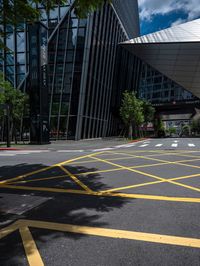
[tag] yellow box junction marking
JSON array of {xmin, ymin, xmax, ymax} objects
[
  {"xmin": 101, "ymin": 173, "xmax": 200, "ymax": 193},
  {"xmin": 20, "ymin": 227, "xmax": 44, "ymax": 266},
  {"xmin": 0, "ymin": 150, "xmax": 200, "ymax": 203},
  {"xmin": 91, "ymin": 155, "xmax": 200, "ymax": 193},
  {"xmin": 1, "ymin": 183, "xmax": 200, "ymax": 203},
  {"xmin": 59, "ymin": 165, "xmax": 92, "ymax": 192},
  {"xmin": 1, "ymin": 219, "xmax": 200, "ymax": 252},
  {"xmin": 108, "ymin": 151, "xmax": 200, "ymax": 171},
  {"xmin": 0, "ymin": 151, "xmax": 103, "ymax": 185}
]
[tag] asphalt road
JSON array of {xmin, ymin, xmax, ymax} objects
[{"xmin": 0, "ymin": 138, "xmax": 200, "ymax": 266}]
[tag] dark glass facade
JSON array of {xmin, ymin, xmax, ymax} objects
[
  {"xmin": 139, "ymin": 63, "xmax": 199, "ymax": 105},
  {"xmin": 0, "ymin": 1, "xmax": 140, "ymax": 141}
]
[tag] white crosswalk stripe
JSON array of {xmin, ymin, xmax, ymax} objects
[
  {"xmin": 188, "ymin": 144, "xmax": 195, "ymax": 147},
  {"xmin": 171, "ymin": 143, "xmax": 178, "ymax": 147},
  {"xmin": 57, "ymin": 150, "xmax": 84, "ymax": 153},
  {"xmin": 155, "ymin": 144, "xmax": 163, "ymax": 147},
  {"xmin": 139, "ymin": 144, "xmax": 149, "ymax": 147}
]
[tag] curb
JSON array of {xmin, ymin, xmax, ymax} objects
[
  {"xmin": 129, "ymin": 138, "xmax": 150, "ymax": 143},
  {"xmin": 0, "ymin": 148, "xmax": 22, "ymax": 151}
]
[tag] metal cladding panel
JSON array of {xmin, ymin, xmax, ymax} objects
[
  {"xmin": 124, "ymin": 18, "xmax": 200, "ymax": 44},
  {"xmin": 122, "ymin": 19, "xmax": 200, "ymax": 99},
  {"xmin": 112, "ymin": 0, "xmax": 140, "ymax": 38}
]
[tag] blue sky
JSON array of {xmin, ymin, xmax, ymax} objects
[{"xmin": 138, "ymin": 0, "xmax": 200, "ymax": 35}]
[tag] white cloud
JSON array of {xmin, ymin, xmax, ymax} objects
[
  {"xmin": 171, "ymin": 18, "xmax": 186, "ymax": 27},
  {"xmin": 138, "ymin": 0, "xmax": 200, "ymax": 24}
]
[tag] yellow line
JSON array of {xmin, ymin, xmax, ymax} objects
[
  {"xmin": 0, "ymin": 221, "xmax": 19, "ymax": 240},
  {"xmin": 135, "ymin": 151, "xmax": 200, "ymax": 160},
  {"xmin": 91, "ymin": 156, "xmax": 200, "ymax": 193},
  {"xmin": 112, "ymin": 192, "xmax": 200, "ymax": 202},
  {"xmin": 77, "ymin": 158, "xmax": 200, "ymax": 176},
  {"xmin": 107, "ymin": 151, "xmax": 200, "ymax": 175},
  {"xmin": 20, "ymin": 226, "xmax": 44, "ymax": 266},
  {"xmin": 10, "ymin": 175, "xmax": 67, "ymax": 185},
  {"xmin": 64, "ymin": 156, "xmax": 141, "ymax": 165},
  {"xmin": 0, "ymin": 166, "xmax": 55, "ymax": 185},
  {"xmin": 56, "ymin": 151, "xmax": 104, "ymax": 166},
  {"xmin": 59, "ymin": 165, "xmax": 92, "ymax": 192},
  {"xmin": 18, "ymin": 219, "xmax": 200, "ymax": 249},
  {"xmin": 0, "ymin": 151, "xmax": 103, "ymax": 185},
  {"xmin": 101, "ymin": 173, "xmax": 200, "ymax": 193},
  {"xmin": 1, "ymin": 184, "xmax": 200, "ymax": 203},
  {"xmin": 0, "ymin": 184, "xmax": 86, "ymax": 194}
]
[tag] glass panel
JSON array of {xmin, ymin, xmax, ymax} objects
[
  {"xmin": 60, "ymin": 102, "xmax": 69, "ymax": 115},
  {"xmin": 6, "ymin": 25, "xmax": 13, "ymax": 33},
  {"xmin": 17, "ymin": 32, "xmax": 25, "ymax": 52},
  {"xmin": 6, "ymin": 34, "xmax": 14, "ymax": 51},
  {"xmin": 6, "ymin": 65, "xmax": 14, "ymax": 75},
  {"xmin": 59, "ymin": 117, "xmax": 67, "ymax": 138},
  {"xmin": 50, "ymin": 117, "xmax": 58, "ymax": 138},
  {"xmin": 79, "ymin": 19, "xmax": 87, "ymax": 27},
  {"xmin": 6, "ymin": 75, "xmax": 14, "ymax": 84},
  {"xmin": 51, "ymin": 102, "xmax": 60, "ymax": 115},
  {"xmin": 50, "ymin": 8, "xmax": 58, "ymax": 19},
  {"xmin": 17, "ymin": 74, "xmax": 25, "ymax": 85},
  {"xmin": 17, "ymin": 53, "xmax": 25, "ymax": 64},
  {"xmin": 17, "ymin": 65, "xmax": 25, "ymax": 74}
]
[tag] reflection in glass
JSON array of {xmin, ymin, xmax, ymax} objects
[
  {"xmin": 17, "ymin": 53, "xmax": 25, "ymax": 64},
  {"xmin": 6, "ymin": 34, "xmax": 14, "ymax": 51},
  {"xmin": 17, "ymin": 32, "xmax": 25, "ymax": 52}
]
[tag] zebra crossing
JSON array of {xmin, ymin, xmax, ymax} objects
[
  {"xmin": 0, "ymin": 139, "xmax": 198, "ymax": 156},
  {"xmin": 137, "ymin": 142, "xmax": 196, "ymax": 148}
]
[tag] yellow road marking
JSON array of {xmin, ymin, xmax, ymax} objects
[
  {"xmin": 59, "ymin": 165, "xmax": 92, "ymax": 192},
  {"xmin": 0, "ymin": 184, "xmax": 86, "ymax": 194},
  {"xmin": 20, "ymin": 226, "xmax": 44, "ymax": 266},
  {"xmin": 10, "ymin": 175, "xmax": 67, "ymax": 185},
  {"xmin": 107, "ymin": 150, "xmax": 200, "ymax": 176},
  {"xmin": 91, "ymin": 156, "xmax": 200, "ymax": 193},
  {"xmin": 77, "ymin": 158, "xmax": 200, "ymax": 176},
  {"xmin": 0, "ymin": 151, "xmax": 103, "ymax": 185},
  {"xmin": 125, "ymin": 151, "xmax": 200, "ymax": 159},
  {"xmin": 102, "ymin": 173, "xmax": 200, "ymax": 193},
  {"xmin": 0, "ymin": 221, "xmax": 19, "ymax": 240},
  {"xmin": 1, "ymin": 184, "xmax": 200, "ymax": 203},
  {"xmin": 148, "ymin": 152, "xmax": 200, "ymax": 159},
  {"xmin": 6, "ymin": 157, "xmax": 200, "ymax": 186},
  {"xmin": 64, "ymin": 156, "xmax": 143, "ymax": 164},
  {"xmin": 18, "ymin": 219, "xmax": 200, "ymax": 249},
  {"xmin": 0, "ymin": 166, "xmax": 55, "ymax": 185}
]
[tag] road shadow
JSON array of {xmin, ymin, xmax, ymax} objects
[{"xmin": 0, "ymin": 163, "xmax": 130, "ymax": 265}]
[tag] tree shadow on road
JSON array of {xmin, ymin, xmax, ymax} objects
[{"xmin": 0, "ymin": 163, "xmax": 131, "ymax": 265}]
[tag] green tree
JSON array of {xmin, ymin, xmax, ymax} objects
[
  {"xmin": 0, "ymin": 72, "xmax": 28, "ymax": 144},
  {"xmin": 0, "ymin": 0, "xmax": 110, "ymax": 49},
  {"xmin": 169, "ymin": 127, "xmax": 176, "ymax": 137},
  {"xmin": 142, "ymin": 100, "xmax": 155, "ymax": 136},
  {"xmin": 181, "ymin": 124, "xmax": 190, "ymax": 137},
  {"xmin": 191, "ymin": 119, "xmax": 200, "ymax": 135},
  {"xmin": 154, "ymin": 116, "xmax": 165, "ymax": 137},
  {"xmin": 120, "ymin": 91, "xmax": 144, "ymax": 139}
]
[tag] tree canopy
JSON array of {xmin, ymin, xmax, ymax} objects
[
  {"xmin": 0, "ymin": 0, "xmax": 111, "ymax": 50},
  {"xmin": 0, "ymin": 0, "xmax": 110, "ymax": 25},
  {"xmin": 120, "ymin": 91, "xmax": 144, "ymax": 139},
  {"xmin": 0, "ymin": 72, "xmax": 28, "ymax": 139}
]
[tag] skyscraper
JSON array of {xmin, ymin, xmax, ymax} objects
[{"xmin": 0, "ymin": 0, "xmax": 140, "ymax": 142}]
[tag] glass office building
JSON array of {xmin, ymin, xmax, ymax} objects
[
  {"xmin": 0, "ymin": 0, "xmax": 140, "ymax": 141},
  {"xmin": 139, "ymin": 63, "xmax": 198, "ymax": 105}
]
